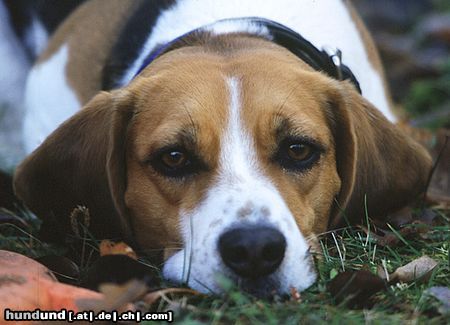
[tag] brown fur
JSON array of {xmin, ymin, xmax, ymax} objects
[
  {"xmin": 38, "ymin": 0, "xmax": 142, "ymax": 103},
  {"xmin": 14, "ymin": 36, "xmax": 432, "ymax": 258}
]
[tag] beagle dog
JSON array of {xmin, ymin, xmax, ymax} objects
[{"xmin": 13, "ymin": 0, "xmax": 432, "ymax": 297}]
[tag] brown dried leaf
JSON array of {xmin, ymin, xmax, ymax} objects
[
  {"xmin": 99, "ymin": 240, "xmax": 137, "ymax": 260},
  {"xmin": 0, "ymin": 250, "xmax": 102, "ymax": 313},
  {"xmin": 0, "ymin": 250, "xmax": 56, "ymax": 282},
  {"xmin": 328, "ymin": 270, "xmax": 386, "ymax": 308},
  {"xmin": 390, "ymin": 255, "xmax": 438, "ymax": 284}
]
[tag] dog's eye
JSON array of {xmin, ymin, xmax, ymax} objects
[
  {"xmin": 161, "ymin": 151, "xmax": 187, "ymax": 169},
  {"xmin": 150, "ymin": 147, "xmax": 203, "ymax": 178},
  {"xmin": 287, "ymin": 143, "xmax": 313, "ymax": 161},
  {"xmin": 275, "ymin": 138, "xmax": 322, "ymax": 171}
]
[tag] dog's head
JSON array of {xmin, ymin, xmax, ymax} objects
[{"xmin": 14, "ymin": 37, "xmax": 431, "ymax": 296}]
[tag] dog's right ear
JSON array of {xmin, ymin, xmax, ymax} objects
[
  {"xmin": 326, "ymin": 82, "xmax": 432, "ymax": 228},
  {"xmin": 14, "ymin": 91, "xmax": 135, "ymax": 243}
]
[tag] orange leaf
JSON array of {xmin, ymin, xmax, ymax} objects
[
  {"xmin": 99, "ymin": 240, "xmax": 137, "ymax": 260},
  {"xmin": 0, "ymin": 250, "xmax": 103, "ymax": 323}
]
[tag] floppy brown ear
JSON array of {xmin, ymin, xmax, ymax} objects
[
  {"xmin": 14, "ymin": 91, "xmax": 135, "ymax": 243},
  {"xmin": 328, "ymin": 82, "xmax": 432, "ymax": 227}
]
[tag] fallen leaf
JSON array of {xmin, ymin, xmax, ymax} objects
[
  {"xmin": 0, "ymin": 250, "xmax": 55, "ymax": 281},
  {"xmin": 327, "ymin": 270, "xmax": 386, "ymax": 308},
  {"xmin": 425, "ymin": 286, "xmax": 450, "ymax": 315},
  {"xmin": 390, "ymin": 255, "xmax": 438, "ymax": 283},
  {"xmin": 99, "ymin": 240, "xmax": 137, "ymax": 260},
  {"xmin": 0, "ymin": 250, "xmax": 103, "ymax": 317}
]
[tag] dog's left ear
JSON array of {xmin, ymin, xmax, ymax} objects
[
  {"xmin": 327, "ymin": 82, "xmax": 432, "ymax": 227},
  {"xmin": 14, "ymin": 91, "xmax": 135, "ymax": 243}
]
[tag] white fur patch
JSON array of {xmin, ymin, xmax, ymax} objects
[
  {"xmin": 0, "ymin": 1, "xmax": 29, "ymax": 170},
  {"xmin": 163, "ymin": 77, "xmax": 316, "ymax": 295},
  {"xmin": 0, "ymin": 1, "xmax": 29, "ymax": 107},
  {"xmin": 23, "ymin": 44, "xmax": 80, "ymax": 154},
  {"xmin": 204, "ymin": 19, "xmax": 270, "ymax": 38},
  {"xmin": 122, "ymin": 0, "xmax": 395, "ymax": 121},
  {"xmin": 25, "ymin": 16, "xmax": 49, "ymax": 58}
]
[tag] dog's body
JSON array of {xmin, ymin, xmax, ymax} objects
[{"xmin": 12, "ymin": 0, "xmax": 431, "ymax": 296}]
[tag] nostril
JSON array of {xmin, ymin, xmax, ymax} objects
[
  {"xmin": 262, "ymin": 242, "xmax": 285, "ymax": 262},
  {"xmin": 224, "ymin": 245, "xmax": 248, "ymax": 264}
]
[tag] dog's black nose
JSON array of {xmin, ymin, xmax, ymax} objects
[{"xmin": 218, "ymin": 226, "xmax": 286, "ymax": 278}]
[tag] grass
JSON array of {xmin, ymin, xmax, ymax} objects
[{"xmin": 1, "ymin": 206, "xmax": 449, "ymax": 324}]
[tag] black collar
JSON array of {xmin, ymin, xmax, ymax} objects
[{"xmin": 133, "ymin": 17, "xmax": 361, "ymax": 93}]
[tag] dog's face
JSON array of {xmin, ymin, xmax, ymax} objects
[
  {"xmin": 125, "ymin": 49, "xmax": 341, "ymax": 294},
  {"xmin": 14, "ymin": 41, "xmax": 431, "ymax": 296}
]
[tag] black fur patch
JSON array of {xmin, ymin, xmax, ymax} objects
[
  {"xmin": 102, "ymin": 0, "xmax": 176, "ymax": 90},
  {"xmin": 3, "ymin": 0, "xmax": 85, "ymax": 59}
]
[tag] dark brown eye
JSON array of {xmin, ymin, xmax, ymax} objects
[
  {"xmin": 161, "ymin": 151, "xmax": 187, "ymax": 169},
  {"xmin": 287, "ymin": 143, "xmax": 313, "ymax": 161},
  {"xmin": 274, "ymin": 137, "xmax": 323, "ymax": 172},
  {"xmin": 149, "ymin": 147, "xmax": 205, "ymax": 178}
]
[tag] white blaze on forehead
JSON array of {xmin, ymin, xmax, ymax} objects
[{"xmin": 220, "ymin": 77, "xmax": 258, "ymax": 181}]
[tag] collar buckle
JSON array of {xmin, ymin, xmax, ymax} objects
[{"xmin": 322, "ymin": 46, "xmax": 343, "ymax": 80}]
